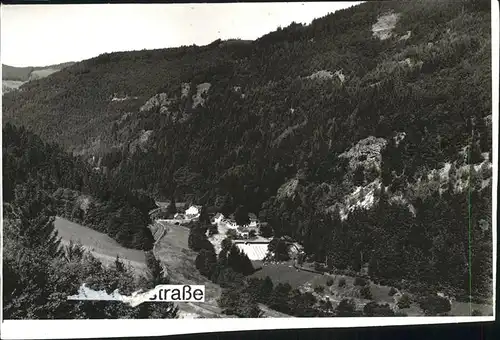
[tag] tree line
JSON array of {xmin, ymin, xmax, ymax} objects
[{"xmin": 3, "ymin": 123, "xmax": 156, "ymax": 250}]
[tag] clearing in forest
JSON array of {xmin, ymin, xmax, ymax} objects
[{"xmin": 54, "ymin": 216, "xmax": 147, "ymax": 275}]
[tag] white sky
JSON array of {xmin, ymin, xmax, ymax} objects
[{"xmin": 1, "ymin": 2, "xmax": 360, "ymax": 67}]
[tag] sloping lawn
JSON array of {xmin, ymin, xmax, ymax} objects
[{"xmin": 54, "ymin": 216, "xmax": 147, "ymax": 274}]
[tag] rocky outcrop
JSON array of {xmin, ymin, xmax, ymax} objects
[
  {"xmin": 129, "ymin": 130, "xmax": 153, "ymax": 154},
  {"xmin": 393, "ymin": 132, "xmax": 406, "ymax": 146},
  {"xmin": 339, "ymin": 136, "xmax": 387, "ymax": 171},
  {"xmin": 139, "ymin": 93, "xmax": 171, "ymax": 113},
  {"xmin": 192, "ymin": 83, "xmax": 211, "ymax": 108},
  {"xmin": 181, "ymin": 83, "xmax": 190, "ymax": 98},
  {"xmin": 306, "ymin": 70, "xmax": 345, "ymax": 83},
  {"xmin": 277, "ymin": 178, "xmax": 299, "ymax": 200},
  {"xmin": 273, "ymin": 119, "xmax": 308, "ymax": 147},
  {"xmin": 372, "ymin": 12, "xmax": 400, "ymax": 40},
  {"xmin": 339, "ymin": 179, "xmax": 382, "ymax": 220},
  {"xmin": 307, "ymin": 70, "xmax": 334, "ymax": 80},
  {"xmin": 399, "ymin": 30, "xmax": 412, "ymax": 41},
  {"xmin": 398, "ymin": 58, "xmax": 423, "ymax": 69}
]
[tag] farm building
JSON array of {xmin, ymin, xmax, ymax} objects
[
  {"xmin": 222, "ymin": 218, "xmax": 238, "ymax": 229},
  {"xmin": 236, "ymin": 226, "xmax": 250, "ymax": 238},
  {"xmin": 185, "ymin": 205, "xmax": 201, "ymax": 219}
]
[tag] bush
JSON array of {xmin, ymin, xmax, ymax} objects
[
  {"xmin": 323, "ymin": 298, "xmax": 333, "ymax": 311},
  {"xmin": 419, "ymin": 295, "xmax": 451, "ymax": 316},
  {"xmin": 226, "ymin": 229, "xmax": 238, "ymax": 239},
  {"xmin": 389, "ymin": 287, "xmax": 398, "ymax": 296},
  {"xmin": 363, "ymin": 301, "xmax": 395, "ymax": 316},
  {"xmin": 397, "ymin": 294, "xmax": 412, "ymax": 309},
  {"xmin": 314, "ymin": 285, "xmax": 325, "ymax": 294},
  {"xmin": 336, "ymin": 299, "xmax": 358, "ymax": 317},
  {"xmin": 326, "ymin": 277, "xmax": 334, "ymax": 287},
  {"xmin": 338, "ymin": 278, "xmax": 346, "ymax": 288},
  {"xmin": 471, "ymin": 309, "xmax": 482, "ymax": 316},
  {"xmin": 360, "ymin": 286, "xmax": 372, "ymax": 300},
  {"xmin": 354, "ymin": 277, "xmax": 367, "ymax": 286},
  {"xmin": 259, "ymin": 222, "xmax": 273, "ymax": 238}
]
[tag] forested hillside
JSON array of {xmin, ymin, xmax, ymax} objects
[
  {"xmin": 3, "ymin": 123, "xmax": 155, "ymax": 250},
  {"xmin": 2, "ymin": 0, "xmax": 493, "ymax": 305}
]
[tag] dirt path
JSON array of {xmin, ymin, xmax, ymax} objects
[
  {"xmin": 150, "ymin": 220, "xmax": 292, "ymax": 318},
  {"xmin": 150, "ymin": 220, "xmax": 226, "ymax": 318},
  {"xmin": 151, "ymin": 221, "xmax": 168, "ymax": 274}
]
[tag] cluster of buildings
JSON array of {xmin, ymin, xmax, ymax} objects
[
  {"xmin": 210, "ymin": 212, "xmax": 260, "ymax": 239},
  {"xmin": 154, "ymin": 201, "xmax": 304, "ymax": 263},
  {"xmin": 173, "ymin": 205, "xmax": 202, "ymax": 221}
]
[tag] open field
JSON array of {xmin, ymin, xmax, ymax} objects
[
  {"xmin": 54, "ymin": 217, "xmax": 147, "ymax": 275},
  {"xmin": 303, "ymin": 273, "xmax": 397, "ymax": 309},
  {"xmin": 250, "ymin": 261, "xmax": 493, "ymax": 316},
  {"xmin": 54, "ymin": 217, "xmax": 492, "ymax": 317},
  {"xmin": 251, "ymin": 261, "xmax": 322, "ymax": 288},
  {"xmin": 2, "ymin": 80, "xmax": 25, "ymax": 93},
  {"xmin": 450, "ymin": 301, "xmax": 493, "ymax": 316}
]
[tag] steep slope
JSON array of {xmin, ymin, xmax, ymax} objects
[{"xmin": 2, "ymin": 0, "xmax": 493, "ymax": 303}]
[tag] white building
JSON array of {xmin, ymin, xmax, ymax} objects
[
  {"xmin": 185, "ymin": 205, "xmax": 201, "ymax": 219},
  {"xmin": 212, "ymin": 213, "xmax": 224, "ymax": 225},
  {"xmin": 223, "ymin": 219, "xmax": 238, "ymax": 229}
]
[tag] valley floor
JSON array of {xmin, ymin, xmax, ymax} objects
[
  {"xmin": 251, "ymin": 260, "xmax": 493, "ymax": 316},
  {"xmin": 53, "ymin": 216, "xmax": 493, "ymax": 317}
]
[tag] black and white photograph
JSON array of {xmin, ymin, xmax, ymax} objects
[{"xmin": 1, "ymin": 0, "xmax": 497, "ymax": 338}]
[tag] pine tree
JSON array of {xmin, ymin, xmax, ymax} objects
[
  {"xmin": 227, "ymin": 245, "xmax": 242, "ymax": 272},
  {"xmin": 145, "ymin": 251, "xmax": 166, "ymax": 287},
  {"xmin": 198, "ymin": 205, "xmax": 211, "ymax": 225},
  {"xmin": 115, "ymin": 255, "xmax": 125, "ymax": 272},
  {"xmin": 64, "ymin": 240, "xmax": 86, "ymax": 263},
  {"xmin": 238, "ymin": 249, "xmax": 254, "ymax": 275},
  {"xmin": 195, "ymin": 248, "xmax": 217, "ymax": 277},
  {"xmin": 336, "ymin": 299, "xmax": 358, "ymax": 316},
  {"xmin": 168, "ymin": 195, "xmax": 177, "ymax": 216},
  {"xmin": 234, "ymin": 205, "xmax": 250, "ymax": 226},
  {"xmin": 15, "ymin": 203, "xmax": 63, "ymax": 259}
]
